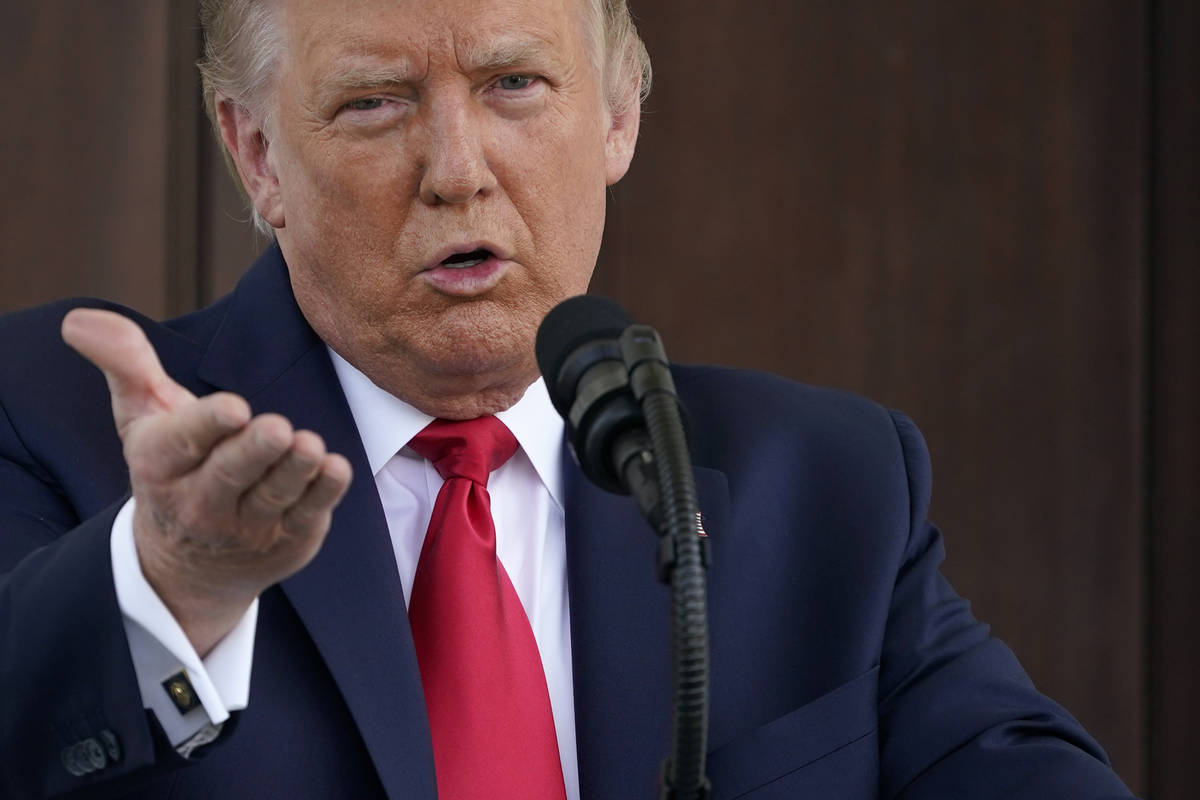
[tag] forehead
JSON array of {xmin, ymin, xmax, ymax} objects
[{"xmin": 278, "ymin": 0, "xmax": 594, "ymax": 78}]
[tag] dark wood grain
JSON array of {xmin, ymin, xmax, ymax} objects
[
  {"xmin": 0, "ymin": 1, "xmax": 171, "ymax": 315},
  {"xmin": 1148, "ymin": 1, "xmax": 1199, "ymax": 798},
  {"xmin": 166, "ymin": 0, "xmax": 204, "ymax": 316}
]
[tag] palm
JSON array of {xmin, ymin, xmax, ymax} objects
[{"xmin": 62, "ymin": 308, "xmax": 352, "ymax": 656}]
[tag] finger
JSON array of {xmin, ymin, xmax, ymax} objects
[
  {"xmin": 280, "ymin": 453, "xmax": 353, "ymax": 538},
  {"xmin": 191, "ymin": 413, "xmax": 296, "ymax": 511},
  {"xmin": 126, "ymin": 391, "xmax": 253, "ymax": 481},
  {"xmin": 237, "ymin": 429, "xmax": 327, "ymax": 528},
  {"xmin": 61, "ymin": 308, "xmax": 195, "ymax": 431}
]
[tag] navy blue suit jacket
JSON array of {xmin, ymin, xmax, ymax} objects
[{"xmin": 0, "ymin": 246, "xmax": 1134, "ymax": 798}]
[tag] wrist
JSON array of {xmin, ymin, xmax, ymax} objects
[{"xmin": 132, "ymin": 507, "xmax": 258, "ymax": 657}]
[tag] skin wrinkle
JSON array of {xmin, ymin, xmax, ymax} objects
[
  {"xmin": 303, "ymin": 36, "xmax": 579, "ymax": 140},
  {"xmin": 200, "ymin": 0, "xmax": 650, "ymax": 234},
  {"xmin": 220, "ymin": 0, "xmax": 639, "ymax": 420}
]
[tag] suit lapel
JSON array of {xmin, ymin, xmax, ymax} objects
[
  {"xmin": 197, "ymin": 248, "xmax": 436, "ymax": 800},
  {"xmin": 566, "ymin": 443, "xmax": 729, "ymax": 799}
]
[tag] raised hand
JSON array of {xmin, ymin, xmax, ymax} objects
[{"xmin": 61, "ymin": 308, "xmax": 352, "ymax": 656}]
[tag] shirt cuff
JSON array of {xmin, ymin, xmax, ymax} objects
[{"xmin": 110, "ymin": 498, "xmax": 257, "ymax": 748}]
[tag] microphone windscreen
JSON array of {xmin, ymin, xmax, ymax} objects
[{"xmin": 535, "ymin": 294, "xmax": 632, "ymax": 412}]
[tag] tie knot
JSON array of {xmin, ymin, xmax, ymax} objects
[{"xmin": 408, "ymin": 416, "xmax": 518, "ymax": 485}]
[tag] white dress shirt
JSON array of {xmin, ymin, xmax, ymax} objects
[{"xmin": 112, "ymin": 351, "xmax": 578, "ymax": 798}]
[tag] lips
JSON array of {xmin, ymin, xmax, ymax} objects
[
  {"xmin": 427, "ymin": 241, "xmax": 510, "ymax": 271},
  {"xmin": 421, "ymin": 242, "xmax": 512, "ymax": 296}
]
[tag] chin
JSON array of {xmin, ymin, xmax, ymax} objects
[
  {"xmin": 398, "ymin": 337, "xmax": 540, "ymax": 417},
  {"xmin": 424, "ymin": 345, "xmax": 536, "ymax": 391},
  {"xmin": 420, "ymin": 305, "xmax": 538, "ymax": 370}
]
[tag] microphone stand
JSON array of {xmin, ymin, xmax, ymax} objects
[{"xmin": 615, "ymin": 325, "xmax": 712, "ymax": 800}]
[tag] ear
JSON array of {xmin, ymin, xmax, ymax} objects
[
  {"xmin": 604, "ymin": 79, "xmax": 642, "ymax": 186},
  {"xmin": 216, "ymin": 97, "xmax": 285, "ymax": 228}
]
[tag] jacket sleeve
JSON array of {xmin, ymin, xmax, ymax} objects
[
  {"xmin": 0, "ymin": 391, "xmax": 196, "ymax": 798},
  {"xmin": 876, "ymin": 410, "xmax": 1136, "ymax": 799}
]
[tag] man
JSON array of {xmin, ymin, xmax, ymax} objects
[{"xmin": 0, "ymin": 0, "xmax": 1136, "ymax": 798}]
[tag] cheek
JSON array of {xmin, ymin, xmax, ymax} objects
[
  {"xmin": 283, "ymin": 134, "xmax": 413, "ymax": 226},
  {"xmin": 278, "ymin": 143, "xmax": 420, "ymax": 298},
  {"xmin": 508, "ymin": 114, "xmax": 610, "ymax": 253}
]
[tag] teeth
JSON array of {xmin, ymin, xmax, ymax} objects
[{"xmin": 441, "ymin": 248, "xmax": 491, "ymax": 268}]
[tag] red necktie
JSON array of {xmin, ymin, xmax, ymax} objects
[{"xmin": 407, "ymin": 417, "xmax": 566, "ymax": 800}]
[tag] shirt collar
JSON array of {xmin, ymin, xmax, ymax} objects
[{"xmin": 328, "ymin": 347, "xmax": 565, "ymax": 509}]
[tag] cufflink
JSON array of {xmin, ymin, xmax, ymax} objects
[{"xmin": 162, "ymin": 670, "xmax": 201, "ymax": 714}]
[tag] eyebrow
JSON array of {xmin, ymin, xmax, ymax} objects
[
  {"xmin": 308, "ymin": 31, "xmax": 571, "ymax": 107},
  {"xmin": 313, "ymin": 64, "xmax": 416, "ymax": 100},
  {"xmin": 457, "ymin": 33, "xmax": 563, "ymax": 74}
]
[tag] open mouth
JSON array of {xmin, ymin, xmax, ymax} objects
[{"xmin": 440, "ymin": 248, "xmax": 492, "ymax": 269}]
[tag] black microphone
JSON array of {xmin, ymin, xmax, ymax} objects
[
  {"xmin": 536, "ymin": 294, "xmax": 712, "ymax": 799},
  {"xmin": 535, "ymin": 294, "xmax": 649, "ymax": 495}
]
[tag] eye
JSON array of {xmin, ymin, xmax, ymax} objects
[
  {"xmin": 344, "ymin": 97, "xmax": 387, "ymax": 112},
  {"xmin": 496, "ymin": 74, "xmax": 536, "ymax": 91}
]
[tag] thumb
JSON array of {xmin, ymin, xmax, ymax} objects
[{"xmin": 61, "ymin": 308, "xmax": 196, "ymax": 432}]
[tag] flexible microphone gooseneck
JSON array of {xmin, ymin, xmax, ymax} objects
[{"xmin": 536, "ymin": 295, "xmax": 712, "ymax": 800}]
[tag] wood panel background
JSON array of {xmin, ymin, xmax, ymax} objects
[
  {"xmin": 0, "ymin": 1, "xmax": 171, "ymax": 317},
  {"xmin": 1148, "ymin": 0, "xmax": 1199, "ymax": 795},
  {"xmin": 2, "ymin": 1, "xmax": 1195, "ymax": 797}
]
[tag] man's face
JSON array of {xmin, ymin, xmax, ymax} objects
[{"xmin": 236, "ymin": 0, "xmax": 637, "ymax": 418}]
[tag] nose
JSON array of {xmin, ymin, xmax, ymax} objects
[{"xmin": 417, "ymin": 95, "xmax": 496, "ymax": 206}]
